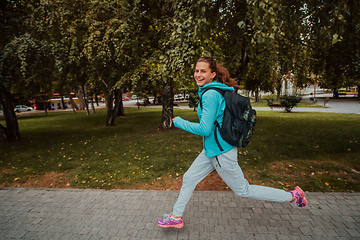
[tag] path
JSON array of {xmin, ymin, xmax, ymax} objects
[{"xmin": 0, "ymin": 188, "xmax": 359, "ymax": 239}]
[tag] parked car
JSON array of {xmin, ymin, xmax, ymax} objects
[
  {"xmin": 14, "ymin": 105, "xmax": 32, "ymax": 112},
  {"xmin": 174, "ymin": 94, "xmax": 184, "ymax": 100},
  {"xmin": 122, "ymin": 97, "xmax": 130, "ymax": 101}
]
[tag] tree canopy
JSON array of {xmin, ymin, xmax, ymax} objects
[{"xmin": 1, "ymin": 0, "xmax": 358, "ymax": 140}]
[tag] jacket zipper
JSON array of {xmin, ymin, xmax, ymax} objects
[{"xmin": 215, "ymin": 156, "xmax": 221, "ymax": 168}]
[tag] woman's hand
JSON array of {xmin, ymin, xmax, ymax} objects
[{"xmin": 172, "ymin": 117, "xmax": 177, "ymax": 123}]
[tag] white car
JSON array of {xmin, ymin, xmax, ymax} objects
[
  {"xmin": 14, "ymin": 105, "xmax": 32, "ymax": 112},
  {"xmin": 174, "ymin": 94, "xmax": 183, "ymax": 100}
]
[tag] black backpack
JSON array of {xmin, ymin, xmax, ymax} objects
[{"xmin": 200, "ymin": 88, "xmax": 257, "ymax": 150}]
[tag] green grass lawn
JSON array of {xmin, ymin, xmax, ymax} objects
[
  {"xmin": 250, "ymin": 101, "xmax": 325, "ymax": 108},
  {"xmin": 177, "ymin": 100, "xmax": 324, "ymax": 108},
  {"xmin": 0, "ymin": 108, "xmax": 359, "ymax": 192}
]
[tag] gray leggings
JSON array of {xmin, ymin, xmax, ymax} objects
[{"xmin": 173, "ymin": 147, "xmax": 292, "ymax": 217}]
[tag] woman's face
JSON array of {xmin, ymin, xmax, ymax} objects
[{"xmin": 194, "ymin": 61, "xmax": 216, "ymax": 87}]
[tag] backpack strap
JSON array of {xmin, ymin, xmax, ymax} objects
[
  {"xmin": 199, "ymin": 87, "xmax": 224, "ymax": 110},
  {"xmin": 199, "ymin": 87, "xmax": 226, "ymax": 152}
]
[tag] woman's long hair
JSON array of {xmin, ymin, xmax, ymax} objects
[{"xmin": 197, "ymin": 57, "xmax": 238, "ymax": 89}]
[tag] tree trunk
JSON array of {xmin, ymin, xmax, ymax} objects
[
  {"xmin": 0, "ymin": 84, "xmax": 20, "ymax": 141},
  {"xmin": 276, "ymin": 77, "xmax": 282, "ymax": 100},
  {"xmin": 0, "ymin": 124, "xmax": 7, "ymax": 142},
  {"xmin": 118, "ymin": 101, "xmax": 125, "ymax": 116},
  {"xmin": 113, "ymin": 88, "xmax": 122, "ymax": 118},
  {"xmin": 161, "ymin": 84, "xmax": 174, "ymax": 129},
  {"xmin": 82, "ymin": 85, "xmax": 89, "ymax": 116},
  {"xmin": 106, "ymin": 91, "xmax": 115, "ymax": 126},
  {"xmin": 61, "ymin": 96, "xmax": 65, "ymax": 109},
  {"xmin": 77, "ymin": 90, "xmax": 85, "ymax": 110},
  {"xmin": 117, "ymin": 88, "xmax": 125, "ymax": 117},
  {"xmin": 94, "ymin": 95, "xmax": 99, "ymax": 106},
  {"xmin": 89, "ymin": 95, "xmax": 95, "ymax": 113},
  {"xmin": 333, "ymin": 88, "xmax": 338, "ymax": 98},
  {"xmin": 255, "ymin": 87, "xmax": 259, "ymax": 103},
  {"xmin": 69, "ymin": 96, "xmax": 77, "ymax": 114},
  {"xmin": 236, "ymin": 40, "xmax": 249, "ymax": 85},
  {"xmin": 43, "ymin": 99, "xmax": 48, "ymax": 115}
]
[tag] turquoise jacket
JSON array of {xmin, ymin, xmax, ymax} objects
[{"xmin": 174, "ymin": 81, "xmax": 235, "ymax": 158}]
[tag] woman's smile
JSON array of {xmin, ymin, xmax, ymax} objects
[{"xmin": 194, "ymin": 62, "xmax": 216, "ymax": 87}]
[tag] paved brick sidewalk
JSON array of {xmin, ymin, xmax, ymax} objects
[{"xmin": 0, "ymin": 188, "xmax": 359, "ymax": 240}]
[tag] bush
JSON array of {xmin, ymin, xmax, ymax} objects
[
  {"xmin": 263, "ymin": 95, "xmax": 276, "ymax": 105},
  {"xmin": 188, "ymin": 92, "xmax": 199, "ymax": 111},
  {"xmin": 280, "ymin": 95, "xmax": 302, "ymax": 112}
]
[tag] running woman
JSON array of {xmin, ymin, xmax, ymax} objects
[{"xmin": 157, "ymin": 57, "xmax": 307, "ymax": 228}]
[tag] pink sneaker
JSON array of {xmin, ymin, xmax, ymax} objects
[
  {"xmin": 157, "ymin": 214, "xmax": 184, "ymax": 228},
  {"xmin": 290, "ymin": 186, "xmax": 307, "ymax": 207}
]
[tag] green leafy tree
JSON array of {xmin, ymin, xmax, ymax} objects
[
  {"xmin": 83, "ymin": 0, "xmax": 143, "ymax": 126},
  {"xmin": 38, "ymin": 0, "xmax": 91, "ymax": 113},
  {"xmin": 200, "ymin": 0, "xmax": 308, "ymax": 101},
  {"xmin": 0, "ymin": 0, "xmax": 28, "ymax": 141},
  {"xmin": 0, "ymin": 1, "xmax": 55, "ymax": 141},
  {"xmin": 305, "ymin": 0, "xmax": 360, "ymax": 98},
  {"xmin": 142, "ymin": 0, "xmax": 206, "ymax": 128}
]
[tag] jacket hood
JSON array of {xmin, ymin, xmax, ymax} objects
[{"xmin": 198, "ymin": 81, "xmax": 234, "ymax": 96}]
